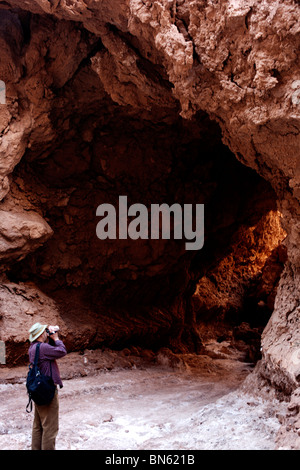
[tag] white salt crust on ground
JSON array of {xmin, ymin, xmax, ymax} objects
[{"xmin": 0, "ymin": 352, "xmax": 286, "ymax": 450}]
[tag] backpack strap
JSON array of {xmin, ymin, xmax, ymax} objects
[
  {"xmin": 35, "ymin": 342, "xmax": 40, "ymax": 361},
  {"xmin": 34, "ymin": 342, "xmax": 41, "ymax": 370},
  {"xmin": 33, "ymin": 342, "xmax": 52, "ymax": 377},
  {"xmin": 26, "ymin": 391, "xmax": 33, "ymax": 413},
  {"xmin": 26, "ymin": 343, "xmax": 41, "ymax": 413}
]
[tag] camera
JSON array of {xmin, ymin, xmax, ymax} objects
[{"xmin": 46, "ymin": 326, "xmax": 59, "ymax": 336}]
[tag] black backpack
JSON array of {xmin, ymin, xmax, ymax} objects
[{"xmin": 26, "ymin": 342, "xmax": 56, "ymax": 413}]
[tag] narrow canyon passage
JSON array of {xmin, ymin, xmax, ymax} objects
[{"xmin": 0, "ymin": 0, "xmax": 299, "ymax": 450}]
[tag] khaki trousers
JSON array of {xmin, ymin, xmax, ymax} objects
[{"xmin": 31, "ymin": 390, "xmax": 59, "ymax": 450}]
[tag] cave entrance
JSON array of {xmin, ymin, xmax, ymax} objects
[
  {"xmin": 7, "ymin": 99, "xmax": 286, "ymax": 371},
  {"xmin": 1, "ymin": 7, "xmax": 285, "ymax": 367}
]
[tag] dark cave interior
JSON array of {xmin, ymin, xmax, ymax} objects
[{"xmin": 5, "ymin": 104, "xmax": 286, "ymax": 364}]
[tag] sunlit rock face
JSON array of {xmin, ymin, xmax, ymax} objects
[{"xmin": 0, "ymin": 1, "xmax": 299, "ymax": 434}]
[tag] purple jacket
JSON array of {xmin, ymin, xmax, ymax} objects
[{"xmin": 28, "ymin": 340, "xmax": 67, "ymax": 388}]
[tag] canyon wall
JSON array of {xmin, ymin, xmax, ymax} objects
[{"xmin": 0, "ymin": 0, "xmax": 299, "ymax": 442}]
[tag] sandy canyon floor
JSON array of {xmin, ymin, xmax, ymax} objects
[{"xmin": 0, "ymin": 344, "xmax": 287, "ymax": 451}]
